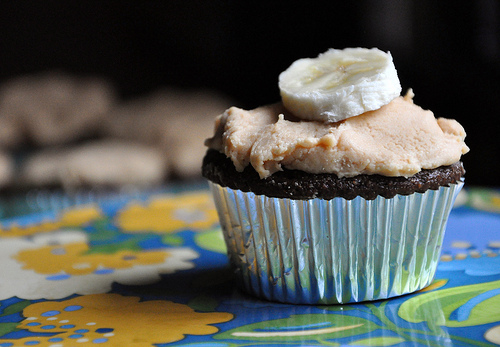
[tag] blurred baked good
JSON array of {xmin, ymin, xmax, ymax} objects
[
  {"xmin": 0, "ymin": 113, "xmax": 22, "ymax": 149},
  {"xmin": 20, "ymin": 140, "xmax": 168, "ymax": 189},
  {"xmin": 0, "ymin": 150, "xmax": 14, "ymax": 188},
  {"xmin": 0, "ymin": 71, "xmax": 232, "ymax": 190},
  {"xmin": 0, "ymin": 72, "xmax": 116, "ymax": 147},
  {"xmin": 104, "ymin": 88, "xmax": 232, "ymax": 178},
  {"xmin": 18, "ymin": 148, "xmax": 66, "ymax": 187}
]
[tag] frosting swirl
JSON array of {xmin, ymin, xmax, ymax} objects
[{"xmin": 205, "ymin": 92, "xmax": 469, "ymax": 179}]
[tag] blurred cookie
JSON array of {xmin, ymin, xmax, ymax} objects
[
  {"xmin": 102, "ymin": 90, "xmax": 167, "ymax": 145},
  {"xmin": 160, "ymin": 92, "xmax": 229, "ymax": 178},
  {"xmin": 104, "ymin": 88, "xmax": 232, "ymax": 178},
  {"xmin": 20, "ymin": 140, "xmax": 168, "ymax": 188},
  {"xmin": 0, "ymin": 113, "xmax": 22, "ymax": 149},
  {"xmin": 63, "ymin": 140, "xmax": 168, "ymax": 188},
  {"xmin": 0, "ymin": 150, "xmax": 14, "ymax": 188},
  {"xmin": 0, "ymin": 72, "xmax": 116, "ymax": 146},
  {"xmin": 19, "ymin": 148, "xmax": 67, "ymax": 187}
]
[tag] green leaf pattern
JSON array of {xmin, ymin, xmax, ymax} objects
[
  {"xmin": 212, "ymin": 279, "xmax": 500, "ymax": 346},
  {"xmin": 399, "ymin": 279, "xmax": 500, "ymax": 328},
  {"xmin": 216, "ymin": 313, "xmax": 380, "ymax": 344}
]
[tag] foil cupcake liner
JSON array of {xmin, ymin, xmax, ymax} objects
[{"xmin": 209, "ymin": 180, "xmax": 464, "ymax": 304}]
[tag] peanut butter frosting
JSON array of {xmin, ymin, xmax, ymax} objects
[{"xmin": 205, "ymin": 93, "xmax": 469, "ymax": 179}]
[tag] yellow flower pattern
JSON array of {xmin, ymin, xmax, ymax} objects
[
  {"xmin": 116, "ymin": 192, "xmax": 218, "ymax": 233},
  {"xmin": 0, "ymin": 205, "xmax": 102, "ymax": 238},
  {"xmin": 14, "ymin": 242, "xmax": 170, "ymax": 275},
  {"xmin": 1, "ymin": 293, "xmax": 233, "ymax": 346}
]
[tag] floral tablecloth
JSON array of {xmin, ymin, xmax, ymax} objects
[{"xmin": 0, "ymin": 185, "xmax": 499, "ymax": 346}]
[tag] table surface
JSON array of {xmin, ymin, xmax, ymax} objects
[{"xmin": 0, "ymin": 184, "xmax": 499, "ymax": 347}]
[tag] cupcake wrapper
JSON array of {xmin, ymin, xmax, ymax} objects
[{"xmin": 209, "ymin": 180, "xmax": 464, "ymax": 304}]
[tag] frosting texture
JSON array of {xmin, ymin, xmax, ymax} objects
[{"xmin": 205, "ymin": 94, "xmax": 469, "ymax": 179}]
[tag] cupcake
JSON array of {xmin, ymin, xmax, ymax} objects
[{"xmin": 202, "ymin": 48, "xmax": 469, "ymax": 304}]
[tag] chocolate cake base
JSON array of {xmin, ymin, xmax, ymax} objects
[{"xmin": 202, "ymin": 149, "xmax": 465, "ymax": 200}]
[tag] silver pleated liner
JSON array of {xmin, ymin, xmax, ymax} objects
[{"xmin": 209, "ymin": 180, "xmax": 464, "ymax": 304}]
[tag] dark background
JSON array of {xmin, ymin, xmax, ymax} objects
[{"xmin": 0, "ymin": 1, "xmax": 498, "ymax": 186}]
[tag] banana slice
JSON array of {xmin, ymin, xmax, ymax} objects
[{"xmin": 279, "ymin": 47, "xmax": 401, "ymax": 122}]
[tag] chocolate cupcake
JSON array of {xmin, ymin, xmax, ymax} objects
[
  {"xmin": 202, "ymin": 48, "xmax": 468, "ymax": 304},
  {"xmin": 203, "ymin": 149, "xmax": 465, "ymax": 201}
]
